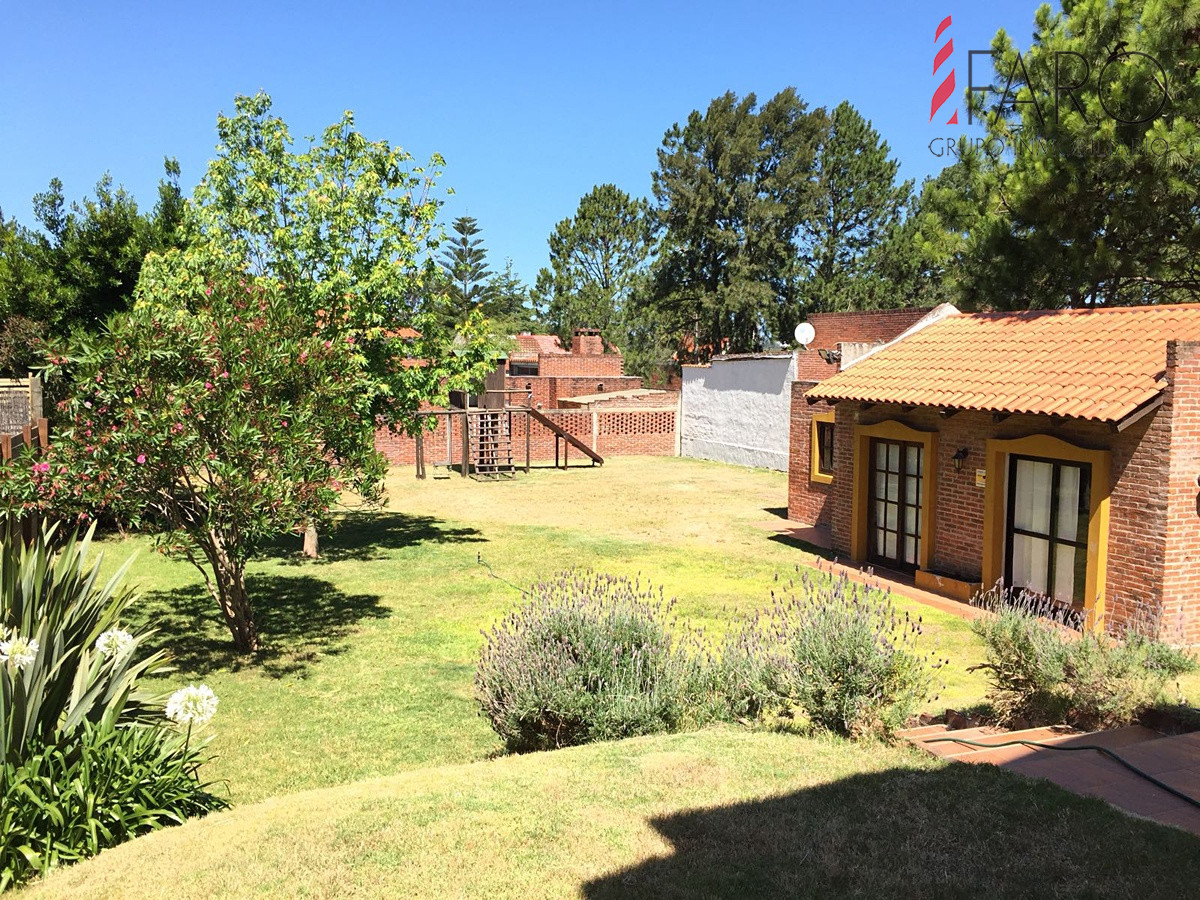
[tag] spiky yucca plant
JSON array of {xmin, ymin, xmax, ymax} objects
[{"xmin": 1, "ymin": 522, "xmax": 168, "ymax": 766}]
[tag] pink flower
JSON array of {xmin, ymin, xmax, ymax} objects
[
  {"xmin": 205, "ymin": 381, "xmax": 214, "ymax": 390},
  {"xmin": 205, "ymin": 286, "xmax": 213, "ymax": 296},
  {"xmin": 136, "ymin": 454, "xmax": 146, "ymax": 465},
  {"xmin": 281, "ymin": 420, "xmax": 289, "ymax": 427},
  {"xmin": 220, "ymin": 370, "xmax": 229, "ymax": 378},
  {"xmin": 324, "ymin": 341, "xmax": 332, "ymax": 349}
]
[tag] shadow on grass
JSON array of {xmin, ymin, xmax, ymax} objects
[
  {"xmin": 766, "ymin": 532, "xmax": 839, "ymax": 562},
  {"xmin": 256, "ymin": 510, "xmax": 486, "ymax": 565},
  {"xmin": 763, "ymin": 506, "xmax": 789, "ymax": 520},
  {"xmin": 583, "ymin": 763, "xmax": 1200, "ymax": 899},
  {"xmin": 140, "ymin": 572, "xmax": 388, "ymax": 678}
]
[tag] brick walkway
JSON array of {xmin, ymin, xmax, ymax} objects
[{"xmin": 902, "ymin": 724, "xmax": 1200, "ymax": 835}]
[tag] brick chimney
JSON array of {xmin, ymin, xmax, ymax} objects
[{"xmin": 572, "ymin": 327, "xmax": 604, "ymax": 356}]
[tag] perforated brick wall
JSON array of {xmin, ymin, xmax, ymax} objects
[{"xmin": 375, "ymin": 406, "xmax": 677, "ymax": 466}]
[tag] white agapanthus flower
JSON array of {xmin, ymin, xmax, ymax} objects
[
  {"xmin": 165, "ymin": 683, "xmax": 219, "ymax": 727},
  {"xmin": 95, "ymin": 628, "xmax": 135, "ymax": 658},
  {"xmin": 0, "ymin": 632, "xmax": 39, "ymax": 671}
]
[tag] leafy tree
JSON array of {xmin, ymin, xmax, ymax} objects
[
  {"xmin": 0, "ymin": 162, "xmax": 185, "ymax": 376},
  {"xmin": 863, "ymin": 145, "xmax": 997, "ymax": 310},
  {"xmin": 534, "ymin": 184, "xmax": 652, "ymax": 348},
  {"xmin": 644, "ymin": 89, "xmax": 824, "ymax": 359},
  {"xmin": 186, "ymin": 92, "xmax": 497, "ymax": 438},
  {"xmin": 438, "ymin": 216, "xmax": 494, "ymax": 328},
  {"xmin": 484, "ymin": 260, "xmax": 537, "ymax": 335},
  {"xmin": 797, "ymin": 102, "xmax": 912, "ymax": 314},
  {"xmin": 965, "ymin": 0, "xmax": 1200, "ymax": 308},
  {"xmin": 7, "ymin": 262, "xmax": 385, "ymax": 652}
]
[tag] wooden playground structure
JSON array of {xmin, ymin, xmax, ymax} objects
[{"xmin": 412, "ymin": 372, "xmax": 604, "ymax": 479}]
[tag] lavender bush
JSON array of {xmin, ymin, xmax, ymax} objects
[
  {"xmin": 722, "ymin": 568, "xmax": 942, "ymax": 738},
  {"xmin": 474, "ymin": 571, "xmax": 716, "ymax": 753},
  {"xmin": 971, "ymin": 585, "xmax": 1195, "ymax": 728}
]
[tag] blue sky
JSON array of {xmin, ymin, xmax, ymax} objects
[{"xmin": 1, "ymin": 0, "xmax": 1040, "ymax": 286}]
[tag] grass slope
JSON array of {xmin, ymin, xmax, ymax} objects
[{"xmin": 21, "ymin": 728, "xmax": 1200, "ymax": 899}]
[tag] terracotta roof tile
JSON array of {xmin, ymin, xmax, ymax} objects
[
  {"xmin": 807, "ymin": 305, "xmax": 1200, "ymax": 423},
  {"xmin": 514, "ymin": 334, "xmax": 567, "ymax": 356}
]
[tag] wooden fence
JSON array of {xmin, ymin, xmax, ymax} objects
[
  {"xmin": 1, "ymin": 417, "xmax": 50, "ymax": 462},
  {"xmin": 0, "ymin": 376, "xmax": 43, "ymax": 434}
]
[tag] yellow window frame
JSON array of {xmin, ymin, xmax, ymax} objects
[
  {"xmin": 849, "ymin": 420, "xmax": 939, "ymax": 571},
  {"xmin": 810, "ymin": 410, "xmax": 836, "ymax": 484},
  {"xmin": 981, "ymin": 434, "xmax": 1111, "ymax": 629}
]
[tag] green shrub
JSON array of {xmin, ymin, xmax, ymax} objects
[
  {"xmin": 722, "ymin": 569, "xmax": 941, "ymax": 738},
  {"xmin": 971, "ymin": 587, "xmax": 1196, "ymax": 729},
  {"xmin": 475, "ymin": 570, "xmax": 714, "ymax": 752},
  {"xmin": 0, "ymin": 720, "xmax": 228, "ymax": 890}
]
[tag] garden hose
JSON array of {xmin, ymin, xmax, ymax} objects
[
  {"xmin": 476, "ymin": 552, "xmax": 530, "ymax": 596},
  {"xmin": 922, "ymin": 735, "xmax": 1200, "ymax": 811}
]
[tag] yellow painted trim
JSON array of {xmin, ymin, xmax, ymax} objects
[
  {"xmin": 810, "ymin": 410, "xmax": 836, "ymax": 484},
  {"xmin": 850, "ymin": 420, "xmax": 939, "ymax": 570},
  {"xmin": 982, "ymin": 434, "xmax": 1111, "ymax": 628}
]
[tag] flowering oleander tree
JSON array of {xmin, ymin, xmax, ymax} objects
[{"xmin": 23, "ymin": 260, "xmax": 384, "ymax": 652}]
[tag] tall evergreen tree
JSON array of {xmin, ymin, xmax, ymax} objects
[
  {"xmin": 798, "ymin": 102, "xmax": 912, "ymax": 313},
  {"xmin": 485, "ymin": 260, "xmax": 537, "ymax": 334},
  {"xmin": 534, "ymin": 183, "xmax": 652, "ymax": 348},
  {"xmin": 438, "ymin": 216, "xmax": 494, "ymax": 327},
  {"xmin": 963, "ymin": 0, "xmax": 1200, "ymax": 309},
  {"xmin": 0, "ymin": 160, "xmax": 185, "ymax": 375},
  {"xmin": 645, "ymin": 88, "xmax": 824, "ymax": 359}
]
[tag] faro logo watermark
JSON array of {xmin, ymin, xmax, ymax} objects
[{"xmin": 928, "ymin": 14, "xmax": 1177, "ymax": 158}]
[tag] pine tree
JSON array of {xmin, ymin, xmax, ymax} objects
[{"xmin": 438, "ymin": 216, "xmax": 494, "ymax": 327}]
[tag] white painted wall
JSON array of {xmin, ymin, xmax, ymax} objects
[{"xmin": 680, "ymin": 354, "xmax": 795, "ymax": 471}]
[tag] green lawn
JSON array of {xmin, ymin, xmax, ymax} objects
[
  {"xmin": 22, "ymin": 728, "xmax": 1200, "ymax": 899},
  {"xmin": 17, "ymin": 456, "xmax": 1200, "ymax": 897},
  {"xmin": 83, "ymin": 456, "xmax": 1005, "ymax": 804}
]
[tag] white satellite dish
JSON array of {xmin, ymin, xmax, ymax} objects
[{"xmin": 794, "ymin": 322, "xmax": 816, "ymax": 348}]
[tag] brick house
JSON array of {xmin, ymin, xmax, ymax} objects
[
  {"xmin": 790, "ymin": 304, "xmax": 1200, "ymax": 641},
  {"xmin": 505, "ymin": 328, "xmax": 644, "ymax": 408},
  {"xmin": 786, "ymin": 306, "xmax": 956, "ymax": 520}
]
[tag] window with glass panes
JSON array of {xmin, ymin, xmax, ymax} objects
[
  {"xmin": 1004, "ymin": 455, "xmax": 1091, "ymax": 607},
  {"xmin": 867, "ymin": 438, "xmax": 923, "ymax": 570},
  {"xmin": 816, "ymin": 420, "xmax": 835, "ymax": 476}
]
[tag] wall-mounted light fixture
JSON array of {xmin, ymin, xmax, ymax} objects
[{"xmin": 952, "ymin": 447, "xmax": 969, "ymax": 471}]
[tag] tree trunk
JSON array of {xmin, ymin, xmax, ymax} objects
[
  {"xmin": 303, "ymin": 523, "xmax": 319, "ymax": 558},
  {"xmin": 206, "ymin": 532, "xmax": 260, "ymax": 653}
]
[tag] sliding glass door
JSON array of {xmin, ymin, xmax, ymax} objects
[{"xmin": 1004, "ymin": 455, "xmax": 1091, "ymax": 607}]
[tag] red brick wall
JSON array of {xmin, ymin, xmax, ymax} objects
[
  {"xmin": 538, "ymin": 354, "xmax": 624, "ymax": 378},
  {"xmin": 1161, "ymin": 341, "xmax": 1200, "ymax": 644},
  {"xmin": 505, "ymin": 375, "xmax": 643, "ymax": 408},
  {"xmin": 787, "ymin": 381, "xmax": 834, "ymax": 525},
  {"xmin": 571, "ymin": 332, "xmax": 605, "ymax": 356},
  {"xmin": 375, "ymin": 406, "xmax": 676, "ymax": 465},
  {"xmin": 562, "ymin": 392, "xmax": 678, "ymax": 410},
  {"xmin": 812, "ymin": 399, "xmax": 1179, "ymax": 634}
]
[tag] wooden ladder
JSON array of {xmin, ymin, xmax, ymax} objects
[{"xmin": 470, "ymin": 410, "xmax": 513, "ymax": 478}]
